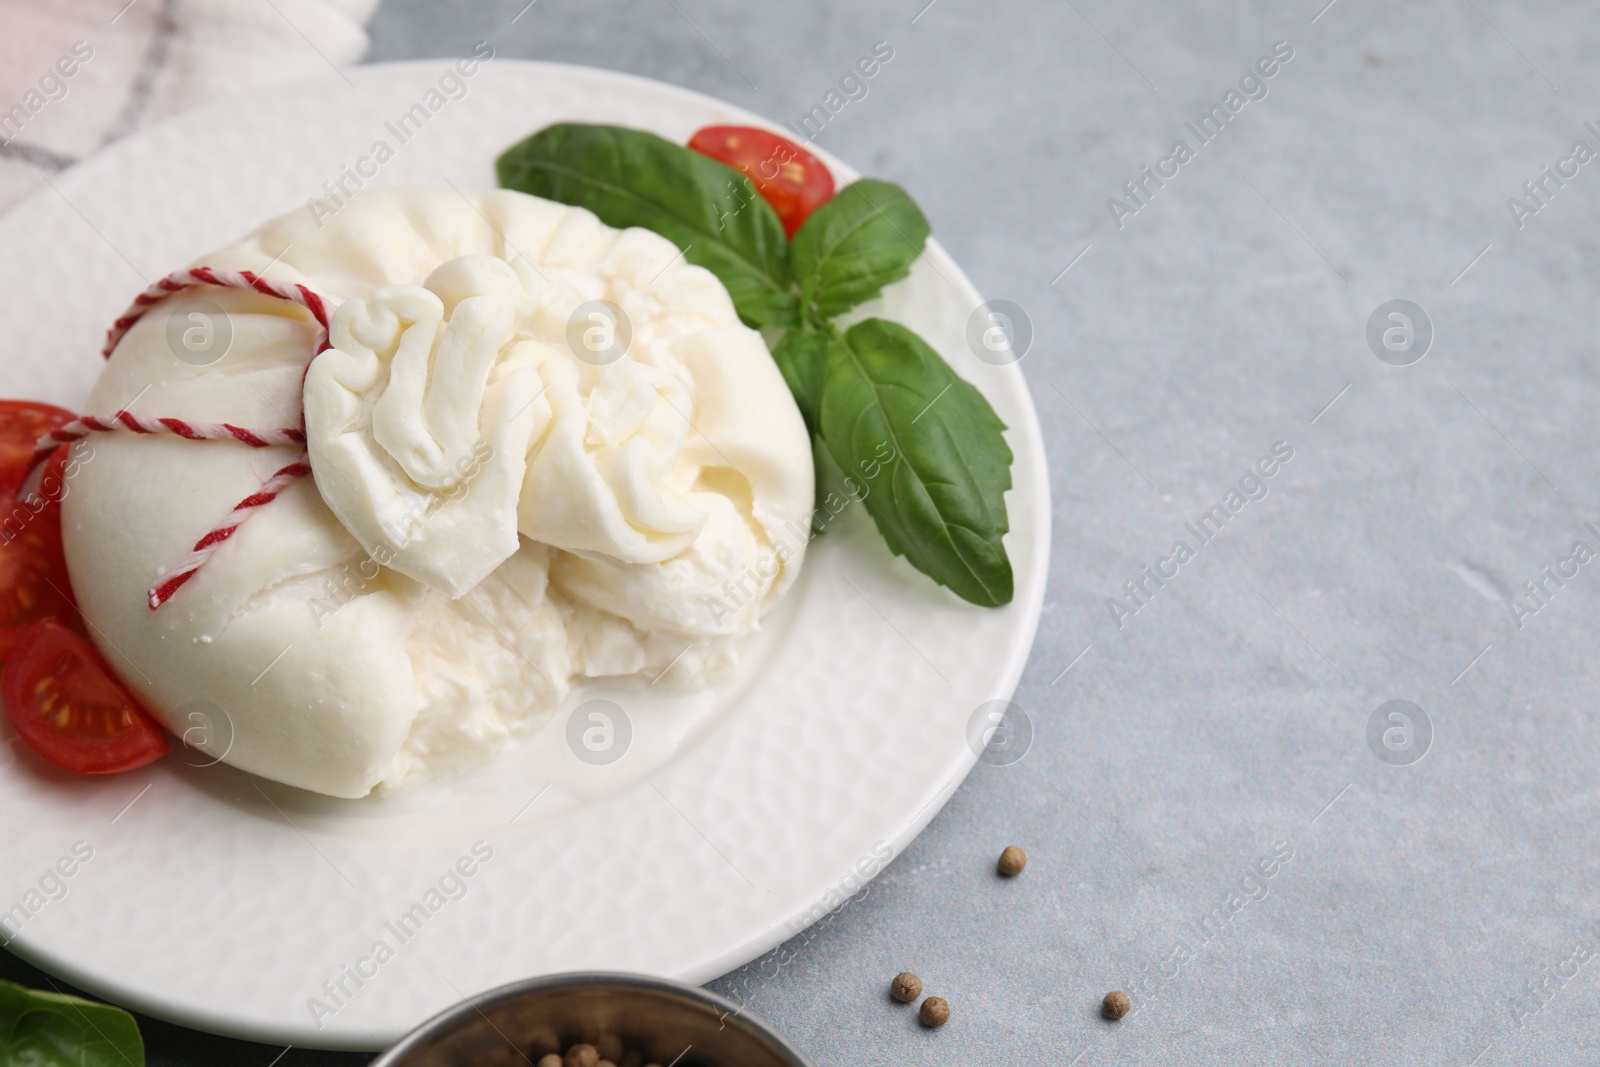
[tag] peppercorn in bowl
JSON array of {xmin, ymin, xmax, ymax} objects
[{"xmin": 370, "ymin": 973, "xmax": 813, "ymax": 1067}]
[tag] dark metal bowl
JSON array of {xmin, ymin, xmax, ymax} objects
[{"xmin": 370, "ymin": 972, "xmax": 814, "ymax": 1067}]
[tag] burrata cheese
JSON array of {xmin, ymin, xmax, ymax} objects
[{"xmin": 61, "ymin": 189, "xmax": 814, "ymax": 798}]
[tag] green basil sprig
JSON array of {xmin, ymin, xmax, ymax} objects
[
  {"xmin": 0, "ymin": 980, "xmax": 145, "ymax": 1067},
  {"xmin": 770, "ymin": 327, "xmax": 829, "ymax": 435},
  {"xmin": 497, "ymin": 123, "xmax": 1014, "ymax": 607},
  {"xmin": 495, "ymin": 124, "xmax": 796, "ymax": 328},
  {"xmin": 791, "ymin": 178, "xmax": 930, "ymax": 320},
  {"xmin": 821, "ymin": 319, "xmax": 1013, "ymax": 607}
]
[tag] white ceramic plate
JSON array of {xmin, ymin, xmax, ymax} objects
[{"xmin": 0, "ymin": 61, "xmax": 1048, "ymax": 1050}]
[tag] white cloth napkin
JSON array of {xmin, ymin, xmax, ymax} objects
[{"xmin": 0, "ymin": 0, "xmax": 381, "ymax": 212}]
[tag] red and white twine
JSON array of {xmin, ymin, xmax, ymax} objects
[
  {"xmin": 100, "ymin": 266, "xmax": 334, "ymax": 359},
  {"xmin": 144, "ymin": 457, "xmax": 313, "ymax": 610},
  {"xmin": 37, "ymin": 412, "xmax": 307, "ymax": 453},
  {"xmin": 32, "ymin": 267, "xmax": 338, "ymax": 610}
]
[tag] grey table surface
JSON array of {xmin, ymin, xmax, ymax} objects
[{"xmin": 9, "ymin": 0, "xmax": 1600, "ymax": 1063}]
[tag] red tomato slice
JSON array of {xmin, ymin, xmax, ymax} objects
[
  {"xmin": 0, "ymin": 447, "xmax": 79, "ymax": 661},
  {"xmin": 5, "ymin": 619, "xmax": 169, "ymax": 774},
  {"xmin": 0, "ymin": 400, "xmax": 75, "ymax": 498},
  {"xmin": 688, "ymin": 125, "xmax": 835, "ymax": 238}
]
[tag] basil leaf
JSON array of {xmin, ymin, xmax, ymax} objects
[
  {"xmin": 819, "ymin": 319, "xmax": 1012, "ymax": 606},
  {"xmin": 496, "ymin": 123, "xmax": 797, "ymax": 328},
  {"xmin": 791, "ymin": 180, "xmax": 930, "ymax": 320},
  {"xmin": 0, "ymin": 980, "xmax": 145, "ymax": 1067},
  {"xmin": 771, "ymin": 328, "xmax": 828, "ymax": 435}
]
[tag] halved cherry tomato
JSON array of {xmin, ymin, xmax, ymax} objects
[
  {"xmin": 0, "ymin": 447, "xmax": 79, "ymax": 660},
  {"xmin": 0, "ymin": 400, "xmax": 75, "ymax": 498},
  {"xmin": 4, "ymin": 619, "xmax": 169, "ymax": 774},
  {"xmin": 689, "ymin": 125, "xmax": 835, "ymax": 238}
]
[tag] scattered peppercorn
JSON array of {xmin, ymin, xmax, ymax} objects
[
  {"xmin": 919, "ymin": 996, "xmax": 950, "ymax": 1027},
  {"xmin": 997, "ymin": 845, "xmax": 1027, "ymax": 876},
  {"xmin": 1102, "ymin": 990, "xmax": 1131, "ymax": 1020},
  {"xmin": 891, "ymin": 972, "xmax": 923, "ymax": 1003},
  {"xmin": 565, "ymin": 1044, "xmax": 600, "ymax": 1067}
]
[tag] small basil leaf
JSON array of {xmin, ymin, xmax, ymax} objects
[
  {"xmin": 791, "ymin": 179, "xmax": 930, "ymax": 320},
  {"xmin": 819, "ymin": 318, "xmax": 1013, "ymax": 606},
  {"xmin": 0, "ymin": 980, "xmax": 145, "ymax": 1067},
  {"xmin": 496, "ymin": 123, "xmax": 797, "ymax": 328},
  {"xmin": 771, "ymin": 328, "xmax": 828, "ymax": 435}
]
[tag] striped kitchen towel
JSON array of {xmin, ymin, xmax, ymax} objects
[{"xmin": 0, "ymin": 0, "xmax": 381, "ymax": 212}]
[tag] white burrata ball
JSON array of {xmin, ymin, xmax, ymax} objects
[{"xmin": 61, "ymin": 189, "xmax": 813, "ymax": 798}]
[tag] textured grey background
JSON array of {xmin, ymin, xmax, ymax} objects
[{"xmin": 9, "ymin": 0, "xmax": 1600, "ymax": 1063}]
